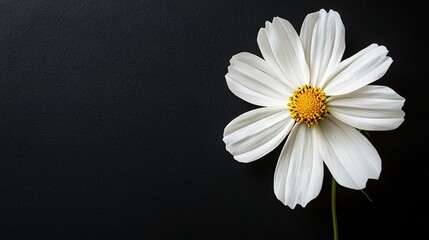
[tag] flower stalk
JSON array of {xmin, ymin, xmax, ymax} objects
[{"xmin": 332, "ymin": 176, "xmax": 339, "ymax": 240}]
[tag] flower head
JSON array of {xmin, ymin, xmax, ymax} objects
[{"xmin": 223, "ymin": 9, "xmax": 405, "ymax": 208}]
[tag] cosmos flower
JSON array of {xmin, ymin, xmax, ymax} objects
[{"xmin": 223, "ymin": 9, "xmax": 405, "ymax": 208}]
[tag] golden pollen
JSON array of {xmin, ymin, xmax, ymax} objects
[{"xmin": 288, "ymin": 84, "xmax": 329, "ymax": 127}]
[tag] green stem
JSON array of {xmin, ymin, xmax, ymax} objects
[
  {"xmin": 360, "ymin": 190, "xmax": 372, "ymax": 202},
  {"xmin": 332, "ymin": 176, "xmax": 339, "ymax": 240}
]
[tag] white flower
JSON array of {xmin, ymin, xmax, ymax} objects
[{"xmin": 223, "ymin": 9, "xmax": 405, "ymax": 208}]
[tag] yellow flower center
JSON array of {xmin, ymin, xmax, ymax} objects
[{"xmin": 288, "ymin": 84, "xmax": 329, "ymax": 127}]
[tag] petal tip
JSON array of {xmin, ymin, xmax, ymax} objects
[
  {"xmin": 264, "ymin": 21, "xmax": 271, "ymax": 28},
  {"xmin": 327, "ymin": 9, "xmax": 338, "ymax": 14},
  {"xmin": 319, "ymin": 8, "xmax": 328, "ymax": 15},
  {"xmin": 233, "ymin": 154, "xmax": 252, "ymax": 163}
]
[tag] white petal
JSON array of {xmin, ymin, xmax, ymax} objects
[
  {"xmin": 257, "ymin": 17, "xmax": 309, "ymax": 88},
  {"xmin": 223, "ymin": 107, "xmax": 294, "ymax": 163},
  {"xmin": 323, "ymin": 44, "xmax": 393, "ymax": 96},
  {"xmin": 300, "ymin": 11, "xmax": 319, "ymax": 63},
  {"xmin": 327, "ymin": 44, "xmax": 378, "ymax": 75},
  {"xmin": 315, "ymin": 116, "xmax": 381, "ymax": 189},
  {"xmin": 328, "ymin": 85, "xmax": 405, "ymax": 130},
  {"xmin": 257, "ymin": 27, "xmax": 292, "ymax": 89},
  {"xmin": 274, "ymin": 124, "xmax": 324, "ymax": 208},
  {"xmin": 226, "ymin": 52, "xmax": 292, "ymax": 106},
  {"xmin": 300, "ymin": 9, "xmax": 345, "ymax": 88}
]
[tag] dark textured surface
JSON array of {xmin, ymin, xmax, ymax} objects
[{"xmin": 0, "ymin": 0, "xmax": 427, "ymax": 239}]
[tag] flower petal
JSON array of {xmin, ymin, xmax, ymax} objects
[
  {"xmin": 223, "ymin": 107, "xmax": 294, "ymax": 163},
  {"xmin": 300, "ymin": 9, "xmax": 345, "ymax": 88},
  {"xmin": 323, "ymin": 44, "xmax": 393, "ymax": 96},
  {"xmin": 226, "ymin": 52, "xmax": 292, "ymax": 106},
  {"xmin": 257, "ymin": 17, "xmax": 309, "ymax": 88},
  {"xmin": 328, "ymin": 85, "xmax": 405, "ymax": 130},
  {"xmin": 315, "ymin": 116, "xmax": 381, "ymax": 189},
  {"xmin": 274, "ymin": 124, "xmax": 324, "ymax": 208},
  {"xmin": 300, "ymin": 11, "xmax": 319, "ymax": 61},
  {"xmin": 257, "ymin": 27, "xmax": 291, "ymax": 89}
]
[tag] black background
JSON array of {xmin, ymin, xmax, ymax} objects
[{"xmin": 1, "ymin": 0, "xmax": 427, "ymax": 239}]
